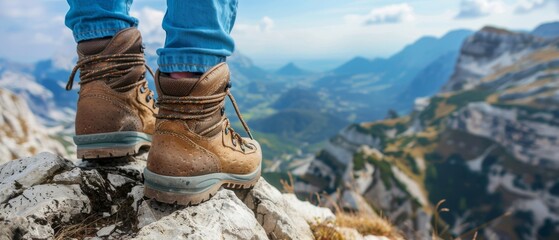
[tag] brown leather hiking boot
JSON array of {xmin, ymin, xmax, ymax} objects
[
  {"xmin": 144, "ymin": 63, "xmax": 262, "ymax": 205},
  {"xmin": 66, "ymin": 28, "xmax": 157, "ymax": 159}
]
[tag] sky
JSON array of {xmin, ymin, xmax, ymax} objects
[{"xmin": 0, "ymin": 0, "xmax": 558, "ymax": 70}]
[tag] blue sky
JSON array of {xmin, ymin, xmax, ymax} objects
[{"xmin": 0, "ymin": 0, "xmax": 558, "ymax": 70}]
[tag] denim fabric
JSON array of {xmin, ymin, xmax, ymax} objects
[
  {"xmin": 65, "ymin": 0, "xmax": 238, "ymax": 73},
  {"xmin": 157, "ymin": 0, "xmax": 237, "ymax": 73},
  {"xmin": 65, "ymin": 0, "xmax": 137, "ymax": 42}
]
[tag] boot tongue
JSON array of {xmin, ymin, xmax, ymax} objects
[
  {"xmin": 76, "ymin": 28, "xmax": 145, "ymax": 90},
  {"xmin": 157, "ymin": 63, "xmax": 230, "ymax": 97}
]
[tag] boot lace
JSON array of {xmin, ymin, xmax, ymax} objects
[
  {"xmin": 66, "ymin": 53, "xmax": 156, "ymax": 107},
  {"xmin": 157, "ymin": 84, "xmax": 254, "ymax": 149}
]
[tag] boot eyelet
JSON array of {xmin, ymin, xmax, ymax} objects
[
  {"xmin": 224, "ymin": 128, "xmax": 229, "ymax": 135},
  {"xmin": 245, "ymin": 144, "xmax": 253, "ymax": 150},
  {"xmin": 146, "ymin": 95, "xmax": 152, "ymax": 102},
  {"xmin": 240, "ymin": 144, "xmax": 245, "ymax": 152},
  {"xmin": 221, "ymin": 107, "xmax": 225, "ymax": 116},
  {"xmin": 232, "ymin": 139, "xmax": 237, "ymax": 147},
  {"xmin": 140, "ymin": 86, "xmax": 146, "ymax": 93}
]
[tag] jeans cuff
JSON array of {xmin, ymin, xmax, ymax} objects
[
  {"xmin": 73, "ymin": 20, "xmax": 135, "ymax": 42},
  {"xmin": 157, "ymin": 51, "xmax": 226, "ymax": 73}
]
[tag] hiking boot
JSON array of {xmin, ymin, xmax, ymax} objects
[
  {"xmin": 144, "ymin": 63, "xmax": 262, "ymax": 205},
  {"xmin": 66, "ymin": 28, "xmax": 157, "ymax": 159}
]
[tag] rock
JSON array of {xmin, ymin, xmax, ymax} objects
[
  {"xmin": 97, "ymin": 224, "xmax": 116, "ymax": 237},
  {"xmin": 235, "ymin": 178, "xmax": 317, "ymax": 240},
  {"xmin": 2, "ymin": 152, "xmax": 375, "ymax": 240},
  {"xmin": 52, "ymin": 167, "xmax": 83, "ymax": 184},
  {"xmin": 0, "ymin": 152, "xmax": 71, "ymax": 203},
  {"xmin": 107, "ymin": 173, "xmax": 133, "ymax": 187},
  {"xmin": 282, "ymin": 194, "xmax": 335, "ymax": 223},
  {"xmin": 0, "ymin": 184, "xmax": 90, "ymax": 222},
  {"xmin": 0, "ymin": 217, "xmax": 54, "ymax": 240},
  {"xmin": 0, "ymin": 153, "xmax": 146, "ymax": 239},
  {"xmin": 134, "ymin": 190, "xmax": 268, "ymax": 240}
]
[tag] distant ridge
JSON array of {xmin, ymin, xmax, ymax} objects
[
  {"xmin": 531, "ymin": 21, "xmax": 559, "ymax": 39},
  {"xmin": 275, "ymin": 62, "xmax": 310, "ymax": 76}
]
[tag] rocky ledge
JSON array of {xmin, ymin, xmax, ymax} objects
[{"xmin": 0, "ymin": 152, "xmax": 386, "ymax": 240}]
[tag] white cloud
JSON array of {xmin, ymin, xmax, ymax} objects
[
  {"xmin": 259, "ymin": 16, "xmax": 274, "ymax": 32},
  {"xmin": 234, "ymin": 16, "xmax": 275, "ymax": 34},
  {"xmin": 455, "ymin": 0, "xmax": 506, "ymax": 19},
  {"xmin": 131, "ymin": 7, "xmax": 165, "ymax": 45},
  {"xmin": 345, "ymin": 4, "xmax": 415, "ymax": 25},
  {"xmin": 515, "ymin": 0, "xmax": 558, "ymax": 13},
  {"xmin": 0, "ymin": 1, "xmax": 45, "ymax": 19}
]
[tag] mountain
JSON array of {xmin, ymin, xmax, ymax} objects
[
  {"xmin": 228, "ymin": 51, "xmax": 270, "ymax": 85},
  {"xmin": 442, "ymin": 26, "xmax": 549, "ymax": 92},
  {"xmin": 0, "ymin": 88, "xmax": 67, "ymax": 164},
  {"xmin": 293, "ymin": 23, "xmax": 559, "ymax": 239},
  {"xmin": 315, "ymin": 29, "xmax": 473, "ymax": 122},
  {"xmin": 0, "ymin": 58, "xmax": 75, "ymax": 125},
  {"xmin": 275, "ymin": 62, "xmax": 310, "ymax": 76},
  {"xmin": 532, "ymin": 21, "xmax": 559, "ymax": 39},
  {"xmin": 398, "ymin": 51, "xmax": 459, "ymax": 105},
  {"xmin": 332, "ymin": 56, "xmax": 386, "ymax": 75},
  {"xmin": 332, "ymin": 29, "xmax": 472, "ymax": 76},
  {"xmin": 272, "ymin": 87, "xmax": 322, "ymax": 110},
  {"xmin": 250, "ymin": 109, "xmax": 347, "ymax": 144}
]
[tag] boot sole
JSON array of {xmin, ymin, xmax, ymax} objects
[
  {"xmin": 143, "ymin": 165, "xmax": 261, "ymax": 206},
  {"xmin": 73, "ymin": 131, "xmax": 152, "ymax": 159}
]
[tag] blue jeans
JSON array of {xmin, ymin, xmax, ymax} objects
[{"xmin": 65, "ymin": 0, "xmax": 237, "ymax": 73}]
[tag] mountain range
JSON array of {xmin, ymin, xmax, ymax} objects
[{"xmin": 292, "ymin": 21, "xmax": 559, "ymax": 239}]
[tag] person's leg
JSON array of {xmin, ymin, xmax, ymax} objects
[
  {"xmin": 65, "ymin": 0, "xmax": 138, "ymax": 42},
  {"xmin": 145, "ymin": 0, "xmax": 262, "ymax": 205},
  {"xmin": 157, "ymin": 0, "xmax": 237, "ymax": 74},
  {"xmin": 64, "ymin": 0, "xmax": 157, "ymax": 159}
]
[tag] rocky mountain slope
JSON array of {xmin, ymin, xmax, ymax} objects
[
  {"xmin": 0, "ymin": 88, "xmax": 67, "ymax": 165},
  {"xmin": 293, "ymin": 24, "xmax": 559, "ymax": 239},
  {"xmin": 0, "ymin": 153, "xmax": 391, "ymax": 240}
]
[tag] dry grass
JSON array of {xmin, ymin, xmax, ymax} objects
[
  {"xmin": 335, "ymin": 211, "xmax": 403, "ymax": 239},
  {"xmin": 433, "ymin": 199, "xmax": 450, "ymax": 240},
  {"xmin": 53, "ymin": 215, "xmax": 102, "ymax": 240},
  {"xmin": 309, "ymin": 192, "xmax": 403, "ymax": 240},
  {"xmin": 280, "ymin": 172, "xmax": 295, "ymax": 194},
  {"xmin": 309, "ymin": 211, "xmax": 403, "ymax": 240},
  {"xmin": 310, "ymin": 221, "xmax": 345, "ymax": 240},
  {"xmin": 361, "ymin": 116, "xmax": 410, "ymax": 128},
  {"xmin": 434, "ymin": 102, "xmax": 456, "ymax": 119}
]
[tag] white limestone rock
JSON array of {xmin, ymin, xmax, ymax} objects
[
  {"xmin": 0, "ymin": 152, "xmax": 71, "ymax": 203},
  {"xmin": 52, "ymin": 167, "xmax": 82, "ymax": 184},
  {"xmin": 0, "ymin": 184, "xmax": 90, "ymax": 222},
  {"xmin": 236, "ymin": 178, "xmax": 315, "ymax": 240},
  {"xmin": 134, "ymin": 190, "xmax": 268, "ymax": 240},
  {"xmin": 0, "ymin": 217, "xmax": 54, "ymax": 240},
  {"xmin": 282, "ymin": 193, "xmax": 335, "ymax": 223}
]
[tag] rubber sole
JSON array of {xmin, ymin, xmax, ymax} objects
[
  {"xmin": 73, "ymin": 131, "xmax": 152, "ymax": 159},
  {"xmin": 143, "ymin": 165, "xmax": 261, "ymax": 206}
]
